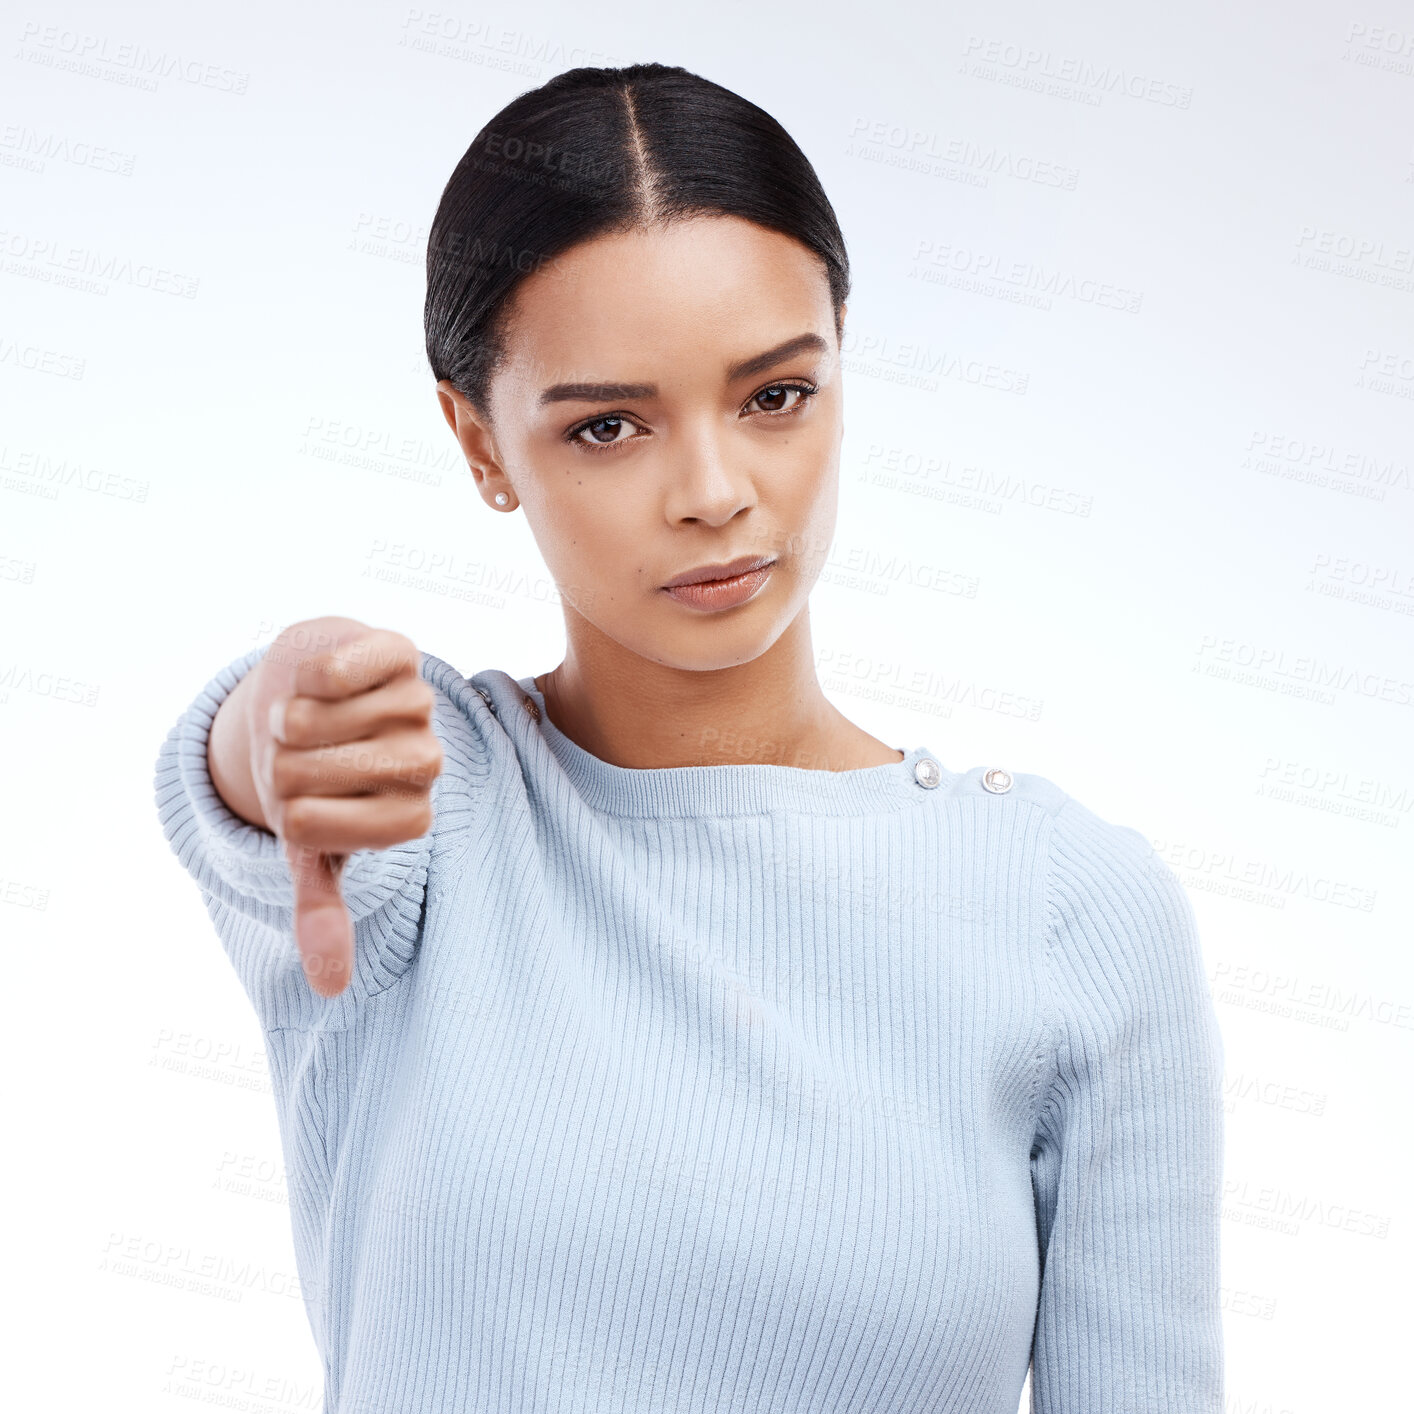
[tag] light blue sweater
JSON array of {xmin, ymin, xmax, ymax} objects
[{"xmin": 153, "ymin": 642, "xmax": 1225, "ymax": 1413}]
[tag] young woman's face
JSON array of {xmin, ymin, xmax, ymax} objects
[{"xmin": 469, "ymin": 214, "xmax": 845, "ymax": 673}]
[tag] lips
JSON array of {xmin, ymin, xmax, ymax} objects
[
  {"xmin": 661, "ymin": 554, "xmax": 776, "ymax": 589},
  {"xmin": 660, "ymin": 558, "xmax": 776, "ymax": 612}
]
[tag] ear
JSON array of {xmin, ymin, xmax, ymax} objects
[{"xmin": 436, "ymin": 379, "xmax": 515, "ymax": 509}]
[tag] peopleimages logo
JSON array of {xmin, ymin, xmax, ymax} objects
[
  {"xmin": 0, "ymin": 228, "xmax": 200, "ymax": 299},
  {"xmin": 14, "ymin": 21, "xmax": 250, "ymax": 94},
  {"xmin": 839, "ymin": 329, "xmax": 1029, "ymax": 396},
  {"xmin": 844, "ymin": 117, "xmax": 1081, "ymax": 189},
  {"xmin": 958, "ymin": 34, "xmax": 1194, "ymax": 108}
]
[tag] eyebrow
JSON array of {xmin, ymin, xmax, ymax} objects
[{"xmin": 536, "ymin": 332, "xmax": 830, "ymax": 407}]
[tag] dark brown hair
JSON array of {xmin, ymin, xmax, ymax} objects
[{"xmin": 424, "ymin": 62, "xmax": 851, "ymax": 423}]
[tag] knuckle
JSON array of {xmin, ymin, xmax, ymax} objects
[
  {"xmin": 320, "ymin": 650, "xmax": 356, "ymax": 690},
  {"xmin": 362, "ymin": 631, "xmax": 403, "ymax": 682},
  {"xmin": 281, "ymin": 797, "xmax": 314, "ymax": 842},
  {"xmin": 415, "ymin": 736, "xmax": 444, "ymax": 777},
  {"xmin": 399, "ymin": 746, "xmax": 441, "ymax": 792},
  {"xmin": 269, "ymin": 748, "xmax": 300, "ymax": 796},
  {"xmin": 281, "ymin": 694, "xmax": 312, "ymax": 742}
]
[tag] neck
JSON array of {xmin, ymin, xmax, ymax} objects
[{"xmin": 534, "ymin": 607, "xmax": 901, "ymax": 773}]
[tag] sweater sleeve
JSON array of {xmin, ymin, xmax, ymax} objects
[
  {"xmin": 1029, "ymin": 795, "xmax": 1226, "ymax": 1413},
  {"xmin": 152, "ymin": 642, "xmax": 489, "ymax": 1031}
]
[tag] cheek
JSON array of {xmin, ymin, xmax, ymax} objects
[
  {"xmin": 538, "ymin": 481, "xmax": 641, "ymax": 574},
  {"xmin": 778, "ymin": 448, "xmax": 840, "ymax": 556},
  {"xmin": 769, "ymin": 460, "xmax": 831, "ymax": 582}
]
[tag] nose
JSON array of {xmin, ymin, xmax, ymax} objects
[{"xmin": 661, "ymin": 425, "xmax": 756, "ymax": 527}]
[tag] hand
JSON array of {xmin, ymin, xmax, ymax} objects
[{"xmin": 245, "ymin": 617, "xmax": 443, "ymax": 998}]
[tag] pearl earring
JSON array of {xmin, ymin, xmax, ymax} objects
[{"xmin": 495, "ymin": 492, "xmax": 509, "ymax": 507}]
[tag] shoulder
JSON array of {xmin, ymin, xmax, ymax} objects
[
  {"xmin": 952, "ymin": 758, "xmax": 1202, "ymax": 980},
  {"xmin": 949, "ymin": 759, "xmax": 1175, "ymax": 890},
  {"xmin": 399, "ymin": 651, "xmax": 501, "ymax": 813},
  {"xmin": 942, "ymin": 763, "xmax": 1164, "ymax": 862},
  {"xmin": 415, "ymin": 650, "xmax": 499, "ymax": 737},
  {"xmin": 417, "ymin": 650, "xmax": 496, "ymax": 727},
  {"xmin": 1043, "ymin": 783, "xmax": 1189, "ymax": 934},
  {"xmin": 1012, "ymin": 772, "xmax": 1208, "ymax": 1013},
  {"xmin": 943, "ymin": 762, "xmax": 1069, "ymax": 817}
]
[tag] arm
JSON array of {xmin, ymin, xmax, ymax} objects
[
  {"xmin": 153, "ymin": 643, "xmax": 489, "ymax": 1029},
  {"xmin": 1029, "ymin": 800, "xmax": 1226, "ymax": 1413}
]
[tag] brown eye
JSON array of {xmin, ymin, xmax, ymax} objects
[
  {"xmin": 571, "ymin": 415, "xmax": 636, "ymax": 449},
  {"xmin": 750, "ymin": 383, "xmax": 817, "ymax": 416}
]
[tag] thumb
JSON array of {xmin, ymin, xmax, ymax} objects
[{"xmin": 286, "ymin": 840, "xmax": 354, "ymax": 998}]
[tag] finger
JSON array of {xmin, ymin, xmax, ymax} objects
[
  {"xmin": 274, "ymin": 674, "xmax": 436, "ymax": 751},
  {"xmin": 285, "ymin": 841, "xmax": 353, "ymax": 998},
  {"xmin": 278, "ymin": 791, "xmax": 437, "ymax": 856},
  {"xmin": 269, "ymin": 727, "xmax": 443, "ymax": 800},
  {"xmin": 254, "ymin": 618, "xmax": 372, "ymax": 699},
  {"xmin": 291, "ymin": 629, "xmax": 422, "ymax": 702}
]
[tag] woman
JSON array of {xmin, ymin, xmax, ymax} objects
[{"xmin": 154, "ymin": 61, "xmax": 1225, "ymax": 1414}]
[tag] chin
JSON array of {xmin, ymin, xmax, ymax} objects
[{"xmin": 635, "ymin": 604, "xmax": 791, "ymax": 674}]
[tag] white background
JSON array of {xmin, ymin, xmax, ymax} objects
[{"xmin": 4, "ymin": 2, "xmax": 1411, "ymax": 1409}]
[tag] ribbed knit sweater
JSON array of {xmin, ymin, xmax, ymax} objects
[{"xmin": 153, "ymin": 642, "xmax": 1226, "ymax": 1414}]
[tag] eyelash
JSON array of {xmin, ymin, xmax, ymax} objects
[{"xmin": 563, "ymin": 380, "xmax": 820, "ymax": 454}]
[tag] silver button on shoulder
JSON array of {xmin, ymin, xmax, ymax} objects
[
  {"xmin": 913, "ymin": 756, "xmax": 942, "ymax": 789},
  {"xmin": 981, "ymin": 767, "xmax": 1013, "ymax": 794}
]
